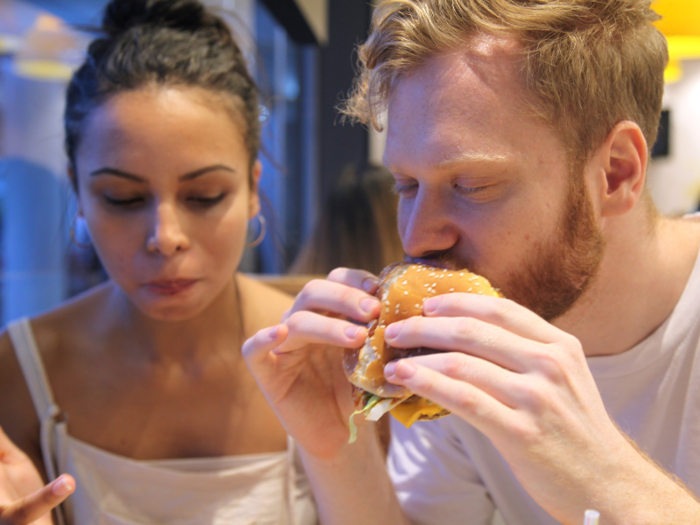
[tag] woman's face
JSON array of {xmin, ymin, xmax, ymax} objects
[{"xmin": 74, "ymin": 86, "xmax": 260, "ymax": 321}]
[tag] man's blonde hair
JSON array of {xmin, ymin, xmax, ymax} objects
[{"xmin": 343, "ymin": 0, "xmax": 668, "ymax": 165}]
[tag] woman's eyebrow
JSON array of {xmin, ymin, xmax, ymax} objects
[
  {"xmin": 179, "ymin": 165, "xmax": 236, "ymax": 181},
  {"xmin": 89, "ymin": 165, "xmax": 236, "ymax": 182},
  {"xmin": 89, "ymin": 168, "xmax": 144, "ymax": 181}
]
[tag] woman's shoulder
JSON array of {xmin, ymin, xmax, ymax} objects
[{"xmin": 1, "ymin": 282, "xmax": 113, "ymax": 377}]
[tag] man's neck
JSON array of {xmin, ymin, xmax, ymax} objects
[{"xmin": 554, "ymin": 212, "xmax": 700, "ymax": 357}]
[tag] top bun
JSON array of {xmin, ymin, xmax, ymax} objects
[{"xmin": 344, "ymin": 262, "xmax": 502, "ymax": 398}]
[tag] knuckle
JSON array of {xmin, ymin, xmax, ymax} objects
[
  {"xmin": 326, "ymin": 267, "xmax": 349, "ymax": 282},
  {"xmin": 533, "ymin": 349, "xmax": 565, "ymax": 383},
  {"xmin": 8, "ymin": 504, "xmax": 30, "ymax": 524},
  {"xmin": 492, "ymin": 298, "xmax": 518, "ymax": 322},
  {"xmin": 514, "ymin": 379, "xmax": 545, "ymax": 411},
  {"xmin": 297, "ymin": 278, "xmax": 324, "ymax": 302},
  {"xmin": 453, "ymin": 389, "xmax": 477, "ymax": 413},
  {"xmin": 453, "ymin": 317, "xmax": 482, "ymax": 344},
  {"xmin": 442, "ymin": 353, "xmax": 468, "ymax": 378},
  {"xmin": 336, "ymin": 286, "xmax": 356, "ymax": 307},
  {"xmin": 285, "ymin": 311, "xmax": 307, "ymax": 332}
]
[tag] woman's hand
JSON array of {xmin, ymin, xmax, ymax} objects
[
  {"xmin": 243, "ymin": 268, "xmax": 382, "ymax": 460},
  {"xmin": 0, "ymin": 427, "xmax": 74, "ymax": 525}
]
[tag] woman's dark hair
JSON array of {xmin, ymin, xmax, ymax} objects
[{"xmin": 65, "ymin": 0, "xmax": 260, "ymax": 187}]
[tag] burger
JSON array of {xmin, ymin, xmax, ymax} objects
[{"xmin": 344, "ymin": 262, "xmax": 502, "ymax": 437}]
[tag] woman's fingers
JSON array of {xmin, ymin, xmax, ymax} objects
[
  {"xmin": 0, "ymin": 475, "xmax": 75, "ymax": 525},
  {"xmin": 423, "ymin": 293, "xmax": 563, "ymax": 344}
]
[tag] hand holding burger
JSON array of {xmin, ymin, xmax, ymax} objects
[{"xmin": 344, "ymin": 262, "xmax": 502, "ymax": 432}]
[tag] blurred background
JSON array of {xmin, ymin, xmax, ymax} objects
[{"xmin": 0, "ymin": 0, "xmax": 697, "ymax": 326}]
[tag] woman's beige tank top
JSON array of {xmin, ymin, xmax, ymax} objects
[{"xmin": 8, "ymin": 318, "xmax": 317, "ymax": 525}]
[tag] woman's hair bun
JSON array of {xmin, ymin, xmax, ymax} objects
[{"xmin": 102, "ymin": 0, "xmax": 209, "ymax": 38}]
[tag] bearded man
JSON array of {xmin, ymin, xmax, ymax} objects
[{"xmin": 243, "ymin": 1, "xmax": 700, "ymax": 523}]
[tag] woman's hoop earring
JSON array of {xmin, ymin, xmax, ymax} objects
[
  {"xmin": 246, "ymin": 214, "xmax": 266, "ymax": 248},
  {"xmin": 70, "ymin": 215, "xmax": 92, "ymax": 249}
]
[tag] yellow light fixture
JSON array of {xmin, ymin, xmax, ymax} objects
[
  {"xmin": 14, "ymin": 14, "xmax": 83, "ymax": 82},
  {"xmin": 652, "ymin": 0, "xmax": 700, "ymax": 84}
]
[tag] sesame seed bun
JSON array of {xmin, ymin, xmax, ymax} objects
[{"xmin": 343, "ymin": 262, "xmax": 502, "ymax": 426}]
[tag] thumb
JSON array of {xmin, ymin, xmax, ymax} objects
[{"xmin": 0, "ymin": 475, "xmax": 75, "ymax": 525}]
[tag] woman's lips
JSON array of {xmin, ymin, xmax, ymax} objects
[{"xmin": 144, "ymin": 279, "xmax": 198, "ymax": 295}]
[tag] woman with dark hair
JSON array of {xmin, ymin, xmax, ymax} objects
[{"xmin": 0, "ymin": 1, "xmax": 316, "ymax": 524}]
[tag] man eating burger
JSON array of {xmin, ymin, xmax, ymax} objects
[{"xmin": 243, "ymin": 1, "xmax": 700, "ymax": 523}]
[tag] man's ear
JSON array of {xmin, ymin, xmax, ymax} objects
[
  {"xmin": 594, "ymin": 121, "xmax": 648, "ymax": 217},
  {"xmin": 248, "ymin": 160, "xmax": 262, "ymax": 218}
]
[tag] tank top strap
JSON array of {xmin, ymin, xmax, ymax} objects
[
  {"xmin": 7, "ymin": 318, "xmax": 57, "ymax": 419},
  {"xmin": 286, "ymin": 435, "xmax": 297, "ymax": 525},
  {"xmin": 7, "ymin": 318, "xmax": 67, "ymax": 525}
]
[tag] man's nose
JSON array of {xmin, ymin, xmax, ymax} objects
[
  {"xmin": 146, "ymin": 202, "xmax": 190, "ymax": 256},
  {"xmin": 399, "ymin": 189, "xmax": 459, "ymax": 259}
]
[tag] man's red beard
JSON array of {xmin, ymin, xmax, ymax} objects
[
  {"xmin": 500, "ymin": 173, "xmax": 605, "ymax": 321},
  {"xmin": 426, "ymin": 173, "xmax": 605, "ymax": 322}
]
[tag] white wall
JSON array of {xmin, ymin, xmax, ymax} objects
[{"xmin": 647, "ymin": 59, "xmax": 700, "ymax": 216}]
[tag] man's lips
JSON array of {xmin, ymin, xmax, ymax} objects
[
  {"xmin": 404, "ymin": 257, "xmax": 453, "ymax": 270},
  {"xmin": 144, "ymin": 279, "xmax": 198, "ymax": 295}
]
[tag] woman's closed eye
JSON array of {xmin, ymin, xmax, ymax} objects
[
  {"xmin": 104, "ymin": 194, "xmax": 146, "ymax": 207},
  {"xmin": 186, "ymin": 193, "xmax": 227, "ymax": 207}
]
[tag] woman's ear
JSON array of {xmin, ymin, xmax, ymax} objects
[
  {"xmin": 248, "ymin": 160, "xmax": 262, "ymax": 218},
  {"xmin": 594, "ymin": 121, "xmax": 648, "ymax": 218},
  {"xmin": 67, "ymin": 165, "xmax": 84, "ymax": 216}
]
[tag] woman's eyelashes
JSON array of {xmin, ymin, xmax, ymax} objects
[
  {"xmin": 186, "ymin": 193, "xmax": 227, "ymax": 207},
  {"xmin": 104, "ymin": 194, "xmax": 145, "ymax": 207},
  {"xmin": 102, "ymin": 192, "xmax": 228, "ymax": 209}
]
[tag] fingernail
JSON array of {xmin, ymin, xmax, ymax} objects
[
  {"xmin": 360, "ymin": 297, "xmax": 378, "ymax": 313},
  {"xmin": 345, "ymin": 325, "xmax": 362, "ymax": 339},
  {"xmin": 267, "ymin": 326, "xmax": 278, "ymax": 340},
  {"xmin": 384, "ymin": 361, "xmax": 397, "ymax": 378},
  {"xmin": 388, "ymin": 360, "xmax": 417, "ymax": 379},
  {"xmin": 423, "ymin": 297, "xmax": 440, "ymax": 314},
  {"xmin": 362, "ymin": 277, "xmax": 378, "ymax": 292},
  {"xmin": 385, "ymin": 322, "xmax": 402, "ymax": 339},
  {"xmin": 52, "ymin": 476, "xmax": 74, "ymax": 497}
]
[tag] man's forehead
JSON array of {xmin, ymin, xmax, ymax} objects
[
  {"xmin": 390, "ymin": 35, "xmax": 524, "ymax": 110},
  {"xmin": 384, "ymin": 35, "xmax": 527, "ymax": 159}
]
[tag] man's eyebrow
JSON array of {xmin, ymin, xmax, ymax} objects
[
  {"xmin": 89, "ymin": 165, "xmax": 236, "ymax": 182},
  {"xmin": 383, "ymin": 152, "xmax": 512, "ymax": 175},
  {"xmin": 435, "ymin": 152, "xmax": 511, "ymax": 170}
]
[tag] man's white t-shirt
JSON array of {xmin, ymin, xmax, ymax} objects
[{"xmin": 388, "ymin": 234, "xmax": 700, "ymax": 525}]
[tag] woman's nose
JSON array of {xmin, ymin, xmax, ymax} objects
[{"xmin": 146, "ymin": 202, "xmax": 190, "ymax": 256}]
